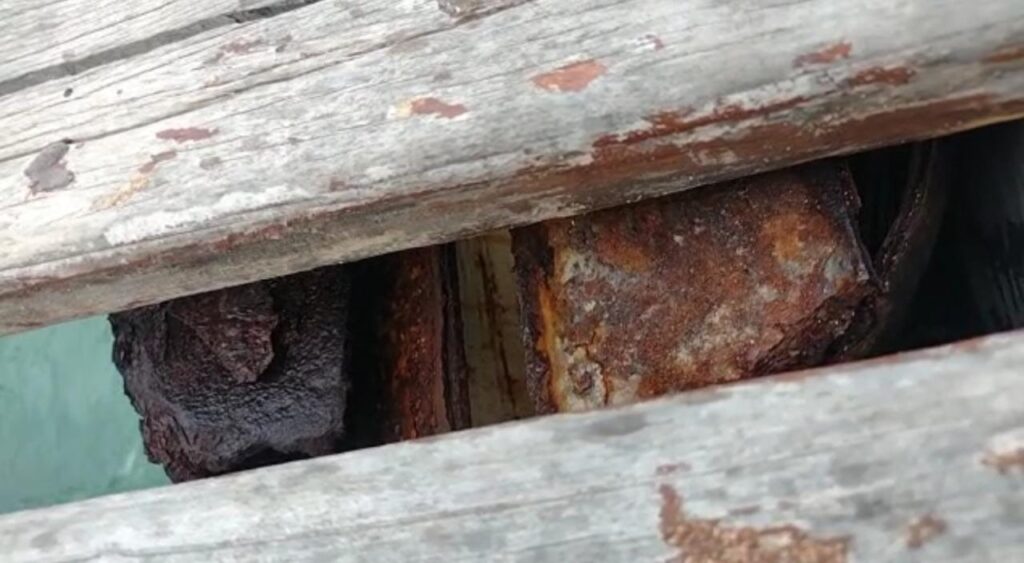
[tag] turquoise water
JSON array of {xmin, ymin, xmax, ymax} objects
[{"xmin": 0, "ymin": 317, "xmax": 168, "ymax": 514}]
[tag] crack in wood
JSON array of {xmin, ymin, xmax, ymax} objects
[
  {"xmin": 437, "ymin": 0, "xmax": 536, "ymax": 20},
  {"xmin": 0, "ymin": 0, "xmax": 326, "ymax": 98}
]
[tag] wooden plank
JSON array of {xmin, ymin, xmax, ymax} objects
[
  {"xmin": 455, "ymin": 231, "xmax": 533, "ymax": 425},
  {"xmin": 0, "ymin": 0, "xmax": 288, "ymax": 89},
  {"xmin": 3, "ymin": 331, "xmax": 1024, "ymax": 561},
  {"xmin": 2, "ymin": 0, "xmax": 1023, "ymax": 335}
]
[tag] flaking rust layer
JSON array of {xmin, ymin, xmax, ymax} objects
[
  {"xmin": 110, "ymin": 266, "xmax": 350, "ymax": 482},
  {"xmin": 367, "ymin": 246, "xmax": 471, "ymax": 442},
  {"xmin": 512, "ymin": 162, "xmax": 876, "ymax": 413}
]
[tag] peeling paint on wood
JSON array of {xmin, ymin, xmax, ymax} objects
[
  {"xmin": 658, "ymin": 484, "xmax": 849, "ymax": 562},
  {"xmin": 398, "ymin": 97, "xmax": 468, "ymax": 119},
  {"xmin": 981, "ymin": 428, "xmax": 1024, "ymax": 475},
  {"xmin": 531, "ymin": 60, "xmax": 607, "ymax": 92},
  {"xmin": 906, "ymin": 514, "xmax": 947, "ymax": 549},
  {"xmin": 793, "ymin": 41, "xmax": 853, "ymax": 67},
  {"xmin": 1, "ymin": 0, "xmax": 1023, "ymax": 335},
  {"xmin": 985, "ymin": 44, "xmax": 1024, "ymax": 64},
  {"xmin": 846, "ymin": 66, "xmax": 916, "ymax": 87}
]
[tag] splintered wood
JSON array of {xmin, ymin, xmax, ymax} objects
[{"xmin": 512, "ymin": 163, "xmax": 875, "ymax": 412}]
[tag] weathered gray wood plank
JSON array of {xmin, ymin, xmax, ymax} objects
[
  {"xmin": 0, "ymin": 0, "xmax": 288, "ymax": 90},
  {"xmin": 2, "ymin": 0, "xmax": 1024, "ymax": 334},
  {"xmin": 3, "ymin": 331, "xmax": 1023, "ymax": 561}
]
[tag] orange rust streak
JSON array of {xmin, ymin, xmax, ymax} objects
[
  {"xmin": 793, "ymin": 41, "xmax": 853, "ymax": 67},
  {"xmin": 377, "ymin": 249, "xmax": 452, "ymax": 442},
  {"xmin": 593, "ymin": 96, "xmax": 809, "ymax": 148},
  {"xmin": 984, "ymin": 44, "xmax": 1024, "ymax": 63},
  {"xmin": 982, "ymin": 447, "xmax": 1024, "ymax": 474},
  {"xmin": 410, "ymin": 97, "xmax": 468, "ymax": 119},
  {"xmin": 536, "ymin": 276, "xmax": 566, "ymax": 412},
  {"xmin": 532, "ymin": 60, "xmax": 607, "ymax": 93},
  {"xmin": 906, "ymin": 514, "xmax": 947, "ymax": 549},
  {"xmin": 846, "ymin": 66, "xmax": 916, "ymax": 87},
  {"xmin": 657, "ymin": 484, "xmax": 849, "ymax": 561}
]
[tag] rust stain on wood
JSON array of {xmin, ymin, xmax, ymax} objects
[
  {"xmin": 906, "ymin": 514, "xmax": 947, "ymax": 549},
  {"xmin": 139, "ymin": 150, "xmax": 178, "ymax": 174},
  {"xmin": 157, "ymin": 127, "xmax": 218, "ymax": 143},
  {"xmin": 984, "ymin": 44, "xmax": 1024, "ymax": 63},
  {"xmin": 593, "ymin": 96, "xmax": 809, "ymax": 148},
  {"xmin": 546, "ymin": 94, "xmax": 1022, "ymax": 204},
  {"xmin": 409, "ymin": 97, "xmax": 468, "ymax": 119},
  {"xmin": 8, "ymin": 92, "xmax": 1023, "ymax": 328},
  {"xmin": 532, "ymin": 60, "xmax": 607, "ymax": 93},
  {"xmin": 845, "ymin": 66, "xmax": 916, "ymax": 87},
  {"xmin": 658, "ymin": 484, "xmax": 848, "ymax": 562},
  {"xmin": 793, "ymin": 41, "xmax": 853, "ymax": 67},
  {"xmin": 982, "ymin": 447, "xmax": 1024, "ymax": 474}
]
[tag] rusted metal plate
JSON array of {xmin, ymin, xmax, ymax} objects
[
  {"xmin": 512, "ymin": 162, "xmax": 876, "ymax": 413},
  {"xmin": 348, "ymin": 245, "xmax": 470, "ymax": 443}
]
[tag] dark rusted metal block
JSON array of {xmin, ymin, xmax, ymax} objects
[
  {"xmin": 350, "ymin": 246, "xmax": 470, "ymax": 443},
  {"xmin": 512, "ymin": 162, "xmax": 876, "ymax": 413},
  {"xmin": 110, "ymin": 266, "xmax": 351, "ymax": 482}
]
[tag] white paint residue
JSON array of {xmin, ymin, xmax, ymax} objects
[
  {"xmin": 364, "ymin": 165, "xmax": 394, "ymax": 182},
  {"xmin": 985, "ymin": 428, "xmax": 1024, "ymax": 456},
  {"xmin": 389, "ymin": 101, "xmax": 415, "ymax": 120},
  {"xmin": 566, "ymin": 152, "xmax": 594, "ymax": 167},
  {"xmin": 103, "ymin": 185, "xmax": 309, "ymax": 246}
]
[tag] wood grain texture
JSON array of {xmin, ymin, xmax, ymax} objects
[
  {"xmin": 3, "ymin": 331, "xmax": 1024, "ymax": 561},
  {"xmin": 2, "ymin": 0, "xmax": 1024, "ymax": 334},
  {"xmin": 455, "ymin": 231, "xmax": 533, "ymax": 425},
  {"xmin": 0, "ymin": 0, "xmax": 287, "ymax": 90}
]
